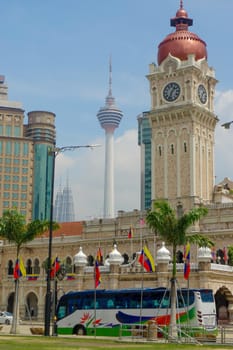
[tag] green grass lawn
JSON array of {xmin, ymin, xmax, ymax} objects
[{"xmin": 0, "ymin": 336, "xmax": 232, "ymax": 350}]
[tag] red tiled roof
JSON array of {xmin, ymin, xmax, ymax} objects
[{"xmin": 43, "ymin": 221, "xmax": 83, "ymax": 238}]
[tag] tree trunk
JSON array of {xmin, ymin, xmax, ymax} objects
[
  {"xmin": 169, "ymin": 277, "xmax": 177, "ymax": 340},
  {"xmin": 10, "ymin": 279, "xmax": 20, "ymax": 334}
]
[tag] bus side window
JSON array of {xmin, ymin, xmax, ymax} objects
[
  {"xmin": 115, "ymin": 298, "xmax": 126, "ymax": 309},
  {"xmin": 153, "ymin": 299, "xmax": 160, "ymax": 308},
  {"xmin": 107, "ymin": 299, "xmax": 114, "ymax": 309},
  {"xmin": 161, "ymin": 297, "xmax": 170, "ymax": 308}
]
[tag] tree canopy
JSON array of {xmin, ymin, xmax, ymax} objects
[
  {"xmin": 146, "ymin": 200, "xmax": 213, "ymax": 277},
  {"xmin": 0, "ymin": 209, "xmax": 58, "ymax": 256}
]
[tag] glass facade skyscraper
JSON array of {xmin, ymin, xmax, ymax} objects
[
  {"xmin": 0, "ymin": 76, "xmax": 56, "ymax": 222},
  {"xmin": 138, "ymin": 112, "xmax": 152, "ymax": 211}
]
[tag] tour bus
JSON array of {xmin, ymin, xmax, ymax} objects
[{"xmin": 56, "ymin": 287, "xmax": 217, "ymax": 339}]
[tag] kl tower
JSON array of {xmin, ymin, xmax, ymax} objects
[{"xmin": 97, "ymin": 59, "xmax": 123, "ymax": 218}]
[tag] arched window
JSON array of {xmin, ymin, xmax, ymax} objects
[
  {"xmin": 8, "ymin": 260, "xmax": 14, "ymax": 275},
  {"xmin": 171, "ymin": 144, "xmax": 174, "ymax": 154},
  {"xmin": 122, "ymin": 253, "xmax": 129, "ymax": 265},
  {"xmin": 158, "ymin": 145, "xmax": 162, "ymax": 156},
  {"xmin": 87, "ymin": 255, "xmax": 94, "ymax": 266},
  {"xmin": 34, "ymin": 258, "xmax": 40, "ymax": 274},
  {"xmin": 176, "ymin": 250, "xmax": 183, "ymax": 263},
  {"xmin": 65, "ymin": 256, "xmax": 73, "ymax": 273},
  {"xmin": 26, "ymin": 259, "xmax": 32, "ymax": 274}
]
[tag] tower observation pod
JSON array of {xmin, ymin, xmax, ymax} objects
[{"xmin": 97, "ymin": 59, "xmax": 123, "ymax": 218}]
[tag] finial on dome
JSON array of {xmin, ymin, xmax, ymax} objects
[{"xmin": 170, "ymin": 1, "xmax": 193, "ymax": 29}]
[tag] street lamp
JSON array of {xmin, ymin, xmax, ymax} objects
[{"xmin": 44, "ymin": 144, "xmax": 100, "ymax": 336}]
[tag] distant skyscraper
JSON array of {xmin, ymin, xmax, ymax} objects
[
  {"xmin": 97, "ymin": 59, "xmax": 123, "ymax": 218},
  {"xmin": 54, "ymin": 178, "xmax": 75, "ymax": 222},
  {"xmin": 53, "ymin": 184, "xmax": 63, "ymax": 222}
]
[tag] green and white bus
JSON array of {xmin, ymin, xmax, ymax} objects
[{"xmin": 56, "ymin": 287, "xmax": 217, "ymax": 339}]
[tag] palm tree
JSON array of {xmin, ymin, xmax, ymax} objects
[
  {"xmin": 146, "ymin": 200, "xmax": 213, "ymax": 339},
  {"xmin": 0, "ymin": 209, "xmax": 58, "ymax": 334}
]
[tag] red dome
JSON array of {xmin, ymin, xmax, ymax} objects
[
  {"xmin": 157, "ymin": 3, "xmax": 207, "ymax": 65},
  {"xmin": 158, "ymin": 30, "xmax": 207, "ymax": 65}
]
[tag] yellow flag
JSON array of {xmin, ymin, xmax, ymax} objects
[{"xmin": 19, "ymin": 257, "xmax": 26, "ymax": 277}]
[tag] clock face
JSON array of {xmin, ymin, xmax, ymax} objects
[
  {"xmin": 163, "ymin": 82, "xmax": 181, "ymax": 102},
  {"xmin": 198, "ymin": 84, "xmax": 207, "ymax": 104}
]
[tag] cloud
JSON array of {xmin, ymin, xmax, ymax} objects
[
  {"xmin": 215, "ymin": 90, "xmax": 233, "ymax": 121},
  {"xmin": 54, "ymin": 129, "xmax": 140, "ymax": 220},
  {"xmin": 215, "ymin": 89, "xmax": 233, "ymax": 183}
]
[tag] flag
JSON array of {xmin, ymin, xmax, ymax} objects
[
  {"xmin": 96, "ymin": 247, "xmax": 103, "ymax": 264},
  {"xmin": 27, "ymin": 274, "xmax": 39, "ymax": 281},
  {"xmin": 14, "ymin": 257, "xmax": 26, "ymax": 279},
  {"xmin": 139, "ymin": 218, "xmax": 145, "ymax": 226},
  {"xmin": 66, "ymin": 273, "xmax": 75, "ymax": 280},
  {"xmin": 95, "ymin": 260, "xmax": 101, "ymax": 288},
  {"xmin": 139, "ymin": 245, "xmax": 155, "ymax": 272},
  {"xmin": 211, "ymin": 246, "xmax": 216, "ymax": 262},
  {"xmin": 50, "ymin": 256, "xmax": 60, "ymax": 279},
  {"xmin": 128, "ymin": 226, "xmax": 133, "ymax": 239},
  {"xmin": 184, "ymin": 243, "xmax": 191, "ymax": 280},
  {"xmin": 223, "ymin": 247, "xmax": 228, "ymax": 263}
]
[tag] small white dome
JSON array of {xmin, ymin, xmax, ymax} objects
[
  {"xmin": 108, "ymin": 244, "xmax": 124, "ymax": 265},
  {"xmin": 157, "ymin": 242, "xmax": 171, "ymax": 263},
  {"xmin": 73, "ymin": 246, "xmax": 87, "ymax": 267},
  {"xmin": 197, "ymin": 246, "xmax": 211, "ymax": 262}
]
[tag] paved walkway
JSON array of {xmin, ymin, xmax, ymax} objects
[{"xmin": 0, "ymin": 322, "xmax": 48, "ymax": 336}]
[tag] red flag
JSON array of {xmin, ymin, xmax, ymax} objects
[
  {"xmin": 13, "ymin": 259, "xmax": 21, "ymax": 279},
  {"xmin": 223, "ymin": 247, "xmax": 228, "ymax": 263},
  {"xmin": 184, "ymin": 243, "xmax": 191, "ymax": 280},
  {"xmin": 95, "ymin": 261, "xmax": 101, "ymax": 288},
  {"xmin": 50, "ymin": 256, "xmax": 60, "ymax": 279},
  {"xmin": 13, "ymin": 258, "xmax": 26, "ymax": 279},
  {"xmin": 128, "ymin": 226, "xmax": 133, "ymax": 239}
]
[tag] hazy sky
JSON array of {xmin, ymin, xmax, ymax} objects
[{"xmin": 1, "ymin": 0, "xmax": 233, "ymax": 220}]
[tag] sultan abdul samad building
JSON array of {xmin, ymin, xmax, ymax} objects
[{"xmin": 0, "ymin": 1, "xmax": 233, "ymax": 326}]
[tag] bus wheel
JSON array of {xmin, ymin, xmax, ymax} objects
[{"xmin": 74, "ymin": 325, "xmax": 86, "ymax": 336}]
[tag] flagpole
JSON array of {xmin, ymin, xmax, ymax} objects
[
  {"xmin": 131, "ymin": 226, "xmax": 133, "ymax": 260},
  {"xmin": 139, "ymin": 217, "xmax": 144, "ymax": 333},
  {"xmin": 94, "ymin": 279, "xmax": 97, "ymax": 338},
  {"xmin": 187, "ymin": 277, "xmax": 190, "ymax": 326},
  {"xmin": 94, "ymin": 260, "xmax": 101, "ymax": 338},
  {"xmin": 140, "ymin": 249, "xmax": 144, "ymax": 335}
]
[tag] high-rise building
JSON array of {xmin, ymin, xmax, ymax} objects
[
  {"xmin": 54, "ymin": 178, "xmax": 75, "ymax": 222},
  {"xmin": 137, "ymin": 112, "xmax": 152, "ymax": 211},
  {"xmin": 97, "ymin": 59, "xmax": 123, "ymax": 218},
  {"xmin": 0, "ymin": 75, "xmax": 55, "ymax": 221},
  {"xmin": 145, "ymin": 0, "xmax": 218, "ymax": 211},
  {"xmin": 25, "ymin": 111, "xmax": 56, "ymax": 220}
]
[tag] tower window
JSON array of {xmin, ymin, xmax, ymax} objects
[
  {"xmin": 158, "ymin": 145, "xmax": 162, "ymax": 156},
  {"xmin": 184, "ymin": 142, "xmax": 187, "ymax": 152},
  {"xmin": 171, "ymin": 144, "xmax": 174, "ymax": 154}
]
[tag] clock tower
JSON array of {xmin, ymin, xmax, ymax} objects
[{"xmin": 147, "ymin": 1, "xmax": 218, "ymax": 211}]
